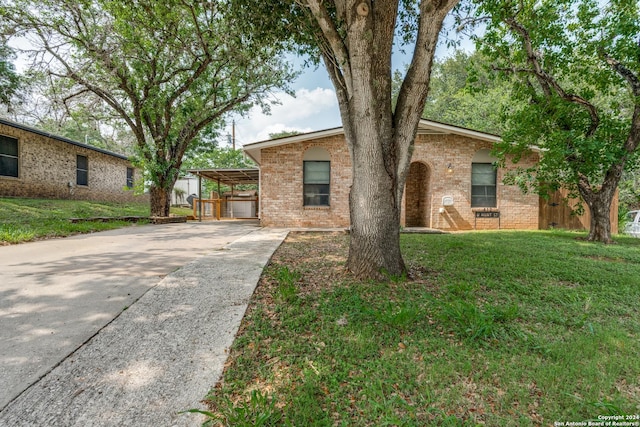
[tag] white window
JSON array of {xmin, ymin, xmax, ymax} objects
[
  {"xmin": 303, "ymin": 147, "xmax": 331, "ymax": 207},
  {"xmin": 471, "ymin": 149, "xmax": 498, "ymax": 208}
]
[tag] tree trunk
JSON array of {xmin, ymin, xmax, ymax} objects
[
  {"xmin": 586, "ymin": 197, "xmax": 612, "ymax": 243},
  {"xmin": 305, "ymin": 0, "xmax": 456, "ymax": 280},
  {"xmin": 579, "ymin": 174, "xmax": 619, "ymax": 244},
  {"xmin": 347, "ymin": 131, "xmax": 406, "ymax": 279},
  {"xmin": 149, "ymin": 185, "xmax": 171, "ymax": 217}
]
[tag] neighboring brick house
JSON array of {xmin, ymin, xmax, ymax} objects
[
  {"xmin": 0, "ymin": 118, "xmax": 146, "ymax": 203},
  {"xmin": 244, "ymin": 119, "xmax": 544, "ymax": 231}
]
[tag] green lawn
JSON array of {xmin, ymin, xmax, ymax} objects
[
  {"xmin": 203, "ymin": 230, "xmax": 640, "ymax": 426},
  {"xmin": 0, "ymin": 197, "xmax": 166, "ymax": 244}
]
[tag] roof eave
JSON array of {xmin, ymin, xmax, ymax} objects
[{"xmin": 0, "ymin": 117, "xmax": 130, "ymax": 160}]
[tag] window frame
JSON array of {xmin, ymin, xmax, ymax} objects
[
  {"xmin": 76, "ymin": 154, "xmax": 89, "ymax": 186},
  {"xmin": 126, "ymin": 167, "xmax": 134, "ymax": 189},
  {"xmin": 303, "ymin": 160, "xmax": 330, "ymax": 207},
  {"xmin": 0, "ymin": 135, "xmax": 19, "ymax": 178},
  {"xmin": 471, "ymin": 162, "xmax": 497, "ymax": 208}
]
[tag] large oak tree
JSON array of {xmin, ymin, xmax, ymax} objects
[
  {"xmin": 476, "ymin": 0, "xmax": 640, "ymax": 243},
  {"xmin": 1, "ymin": 0, "xmax": 294, "ymax": 216},
  {"xmin": 238, "ymin": 0, "xmax": 459, "ymax": 279}
]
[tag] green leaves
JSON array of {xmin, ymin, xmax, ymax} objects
[
  {"xmin": 477, "ymin": 0, "xmax": 640, "ymax": 226},
  {"xmin": 0, "ymin": 43, "xmax": 20, "ymax": 106}
]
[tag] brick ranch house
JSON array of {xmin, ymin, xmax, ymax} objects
[
  {"xmin": 0, "ymin": 118, "xmax": 146, "ymax": 203},
  {"xmin": 244, "ymin": 119, "xmax": 618, "ymax": 232}
]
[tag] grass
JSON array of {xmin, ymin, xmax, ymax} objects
[
  {"xmin": 203, "ymin": 230, "xmax": 640, "ymax": 426},
  {"xmin": 0, "ymin": 197, "xmax": 186, "ymax": 244}
]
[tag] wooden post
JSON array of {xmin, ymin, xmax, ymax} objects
[
  {"xmin": 198, "ymin": 174, "xmax": 202, "ymax": 222},
  {"xmin": 230, "ymin": 184, "xmax": 234, "ymax": 218}
]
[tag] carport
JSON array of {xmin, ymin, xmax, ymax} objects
[{"xmin": 187, "ymin": 168, "xmax": 259, "ymax": 221}]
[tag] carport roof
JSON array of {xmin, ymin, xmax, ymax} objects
[{"xmin": 187, "ymin": 168, "xmax": 259, "ymax": 185}]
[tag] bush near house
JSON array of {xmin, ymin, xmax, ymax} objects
[{"xmin": 204, "ymin": 230, "xmax": 640, "ymax": 426}]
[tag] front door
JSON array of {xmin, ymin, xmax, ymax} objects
[{"xmin": 405, "ymin": 162, "xmax": 430, "ymax": 227}]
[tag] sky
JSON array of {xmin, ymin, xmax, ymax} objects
[{"xmin": 223, "ymin": 19, "xmax": 473, "ymax": 148}]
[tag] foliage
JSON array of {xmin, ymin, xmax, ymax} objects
[
  {"xmin": 0, "ymin": 198, "xmax": 153, "ymax": 243},
  {"xmin": 619, "ymin": 169, "xmax": 640, "ymax": 211},
  {"xmin": 206, "ymin": 230, "xmax": 640, "ymax": 425},
  {"xmin": 182, "ymin": 147, "xmax": 255, "ymax": 171},
  {"xmin": 268, "ymin": 130, "xmax": 302, "ymax": 139},
  {"xmin": 475, "ymin": 0, "xmax": 640, "ymax": 242},
  {"xmin": 0, "ymin": 42, "xmax": 20, "ymax": 108},
  {"xmin": 1, "ymin": 0, "xmax": 295, "ymax": 216},
  {"xmin": 393, "ymin": 49, "xmax": 514, "ymax": 135}
]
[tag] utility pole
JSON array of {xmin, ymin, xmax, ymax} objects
[{"xmin": 232, "ymin": 119, "xmax": 236, "ymax": 150}]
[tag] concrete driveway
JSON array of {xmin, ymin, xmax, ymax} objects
[{"xmin": 0, "ymin": 220, "xmax": 260, "ymax": 411}]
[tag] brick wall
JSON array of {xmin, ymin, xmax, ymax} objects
[
  {"xmin": 411, "ymin": 134, "xmax": 540, "ymax": 231},
  {"xmin": 0, "ymin": 122, "xmax": 147, "ymax": 204},
  {"xmin": 260, "ymin": 136, "xmax": 351, "ymax": 227},
  {"xmin": 258, "ymin": 133, "xmax": 540, "ymax": 230}
]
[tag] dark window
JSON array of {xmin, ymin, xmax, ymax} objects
[
  {"xmin": 471, "ymin": 163, "xmax": 497, "ymax": 207},
  {"xmin": 303, "ymin": 161, "xmax": 330, "ymax": 206},
  {"xmin": 0, "ymin": 135, "xmax": 19, "ymax": 178},
  {"xmin": 77, "ymin": 155, "xmax": 88, "ymax": 186},
  {"xmin": 126, "ymin": 167, "xmax": 134, "ymax": 188}
]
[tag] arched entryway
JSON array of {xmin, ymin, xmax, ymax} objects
[{"xmin": 405, "ymin": 162, "xmax": 431, "ymax": 227}]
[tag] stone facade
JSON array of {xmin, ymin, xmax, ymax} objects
[
  {"xmin": 254, "ymin": 129, "xmax": 540, "ymax": 231},
  {"xmin": 0, "ymin": 119, "xmax": 147, "ymax": 204}
]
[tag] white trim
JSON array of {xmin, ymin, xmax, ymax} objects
[
  {"xmin": 416, "ymin": 120, "xmax": 501, "ymax": 143},
  {"xmin": 244, "ymin": 127, "xmax": 343, "ymax": 164}
]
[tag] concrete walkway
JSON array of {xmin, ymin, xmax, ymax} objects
[{"xmin": 0, "ymin": 221, "xmax": 288, "ymax": 426}]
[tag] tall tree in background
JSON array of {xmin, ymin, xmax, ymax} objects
[
  {"xmin": 0, "ymin": 42, "xmax": 19, "ymax": 108},
  {"xmin": 392, "ymin": 49, "xmax": 514, "ymax": 135},
  {"xmin": 418, "ymin": 50, "xmax": 512, "ymax": 135},
  {"xmin": 477, "ymin": 0, "xmax": 640, "ymax": 243},
  {"xmin": 238, "ymin": 0, "xmax": 459, "ymax": 279},
  {"xmin": 1, "ymin": 0, "xmax": 294, "ymax": 216},
  {"xmin": 7, "ymin": 70, "xmax": 137, "ymax": 155}
]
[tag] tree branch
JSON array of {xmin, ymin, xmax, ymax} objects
[
  {"xmin": 505, "ymin": 16, "xmax": 600, "ymax": 137},
  {"xmin": 604, "ymin": 54, "xmax": 640, "ymax": 98},
  {"xmin": 302, "ymin": 0, "xmax": 353, "ymax": 96}
]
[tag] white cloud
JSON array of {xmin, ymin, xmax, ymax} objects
[{"xmin": 226, "ymin": 87, "xmax": 341, "ymax": 146}]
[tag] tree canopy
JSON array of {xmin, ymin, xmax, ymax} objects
[
  {"xmin": 393, "ymin": 49, "xmax": 513, "ymax": 135},
  {"xmin": 476, "ymin": 0, "xmax": 640, "ymax": 242},
  {"xmin": 1, "ymin": 0, "xmax": 294, "ymax": 216},
  {"xmin": 0, "ymin": 42, "xmax": 20, "ymax": 108}
]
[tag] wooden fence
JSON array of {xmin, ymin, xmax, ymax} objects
[{"xmin": 539, "ymin": 189, "xmax": 618, "ymax": 234}]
